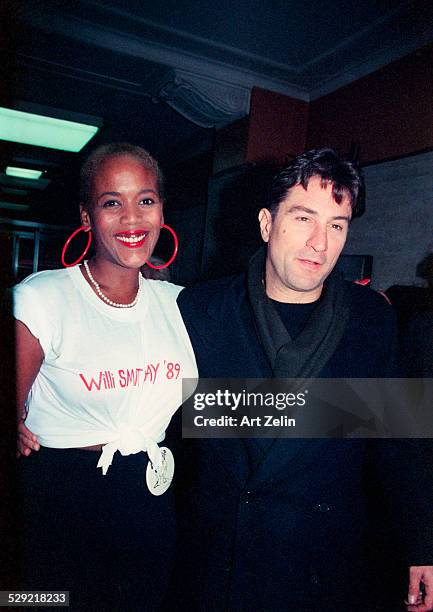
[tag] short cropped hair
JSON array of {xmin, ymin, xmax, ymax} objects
[
  {"xmin": 268, "ymin": 148, "xmax": 364, "ymax": 218},
  {"xmin": 80, "ymin": 142, "xmax": 164, "ymax": 208}
]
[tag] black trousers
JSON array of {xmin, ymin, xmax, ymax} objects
[{"xmin": 17, "ymin": 447, "xmax": 176, "ymax": 611}]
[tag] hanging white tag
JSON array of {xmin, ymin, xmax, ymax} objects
[{"xmin": 146, "ymin": 447, "xmax": 174, "ymax": 496}]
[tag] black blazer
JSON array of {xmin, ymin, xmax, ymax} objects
[
  {"xmin": 403, "ymin": 311, "xmax": 433, "ymax": 377},
  {"xmin": 172, "ymin": 275, "xmax": 433, "ymax": 612}
]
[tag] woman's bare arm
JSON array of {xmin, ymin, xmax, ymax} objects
[{"xmin": 15, "ymin": 320, "xmax": 43, "ymax": 456}]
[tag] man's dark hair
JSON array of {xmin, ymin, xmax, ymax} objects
[{"xmin": 268, "ymin": 148, "xmax": 364, "ymax": 218}]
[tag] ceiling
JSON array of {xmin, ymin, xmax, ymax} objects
[{"xmin": 2, "ymin": 0, "xmax": 433, "ymax": 225}]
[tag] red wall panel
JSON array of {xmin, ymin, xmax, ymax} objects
[
  {"xmin": 307, "ymin": 44, "xmax": 433, "ymax": 163},
  {"xmin": 246, "ymin": 87, "xmax": 309, "ymax": 164}
]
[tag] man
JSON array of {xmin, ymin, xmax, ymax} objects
[{"xmin": 175, "ymin": 149, "xmax": 433, "ymax": 611}]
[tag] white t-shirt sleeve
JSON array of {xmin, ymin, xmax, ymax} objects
[
  {"xmin": 148, "ymin": 279, "xmax": 184, "ymax": 298},
  {"xmin": 13, "ymin": 281, "xmax": 55, "ymax": 359}
]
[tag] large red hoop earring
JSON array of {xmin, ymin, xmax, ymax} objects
[
  {"xmin": 61, "ymin": 226, "xmax": 92, "ymax": 267},
  {"xmin": 146, "ymin": 224, "xmax": 179, "ymax": 269}
]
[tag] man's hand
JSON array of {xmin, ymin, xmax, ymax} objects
[
  {"xmin": 17, "ymin": 419, "xmax": 40, "ymax": 457},
  {"xmin": 406, "ymin": 566, "xmax": 433, "ymax": 611}
]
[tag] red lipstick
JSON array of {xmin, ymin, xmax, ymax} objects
[{"xmin": 114, "ymin": 230, "xmax": 148, "ymax": 249}]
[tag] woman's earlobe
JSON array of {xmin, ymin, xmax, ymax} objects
[{"xmin": 79, "ymin": 204, "xmax": 91, "ymax": 229}]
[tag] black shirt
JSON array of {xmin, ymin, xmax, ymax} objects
[{"xmin": 270, "ymin": 299, "xmax": 317, "ymax": 339}]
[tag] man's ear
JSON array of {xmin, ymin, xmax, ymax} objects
[
  {"xmin": 79, "ymin": 204, "xmax": 91, "ymax": 229},
  {"xmin": 258, "ymin": 208, "xmax": 272, "ymax": 243}
]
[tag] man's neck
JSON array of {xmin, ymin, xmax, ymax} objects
[{"xmin": 264, "ymin": 281, "xmax": 322, "ymax": 304}]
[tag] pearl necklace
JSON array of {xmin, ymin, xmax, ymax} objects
[{"xmin": 83, "ymin": 260, "xmax": 142, "ymax": 308}]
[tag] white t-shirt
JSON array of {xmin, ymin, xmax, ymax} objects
[{"xmin": 13, "ymin": 266, "xmax": 197, "ymax": 472}]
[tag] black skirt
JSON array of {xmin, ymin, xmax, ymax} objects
[{"xmin": 17, "ymin": 446, "xmax": 177, "ymax": 612}]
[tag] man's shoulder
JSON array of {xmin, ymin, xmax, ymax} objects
[
  {"xmin": 344, "ymin": 281, "xmax": 397, "ymax": 339},
  {"xmin": 177, "ymin": 274, "xmax": 246, "ymax": 318},
  {"xmin": 345, "ymin": 281, "xmax": 393, "ymax": 314}
]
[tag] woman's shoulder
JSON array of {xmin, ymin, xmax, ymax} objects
[
  {"xmin": 12, "ymin": 269, "xmax": 74, "ymax": 337},
  {"xmin": 143, "ymin": 279, "xmax": 184, "ymax": 301},
  {"xmin": 18, "ymin": 267, "xmax": 69, "ymax": 285},
  {"xmin": 13, "ymin": 268, "xmax": 73, "ymax": 301}
]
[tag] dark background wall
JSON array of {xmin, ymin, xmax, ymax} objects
[
  {"xmin": 196, "ymin": 42, "xmax": 433, "ymax": 290},
  {"xmin": 307, "ymin": 44, "xmax": 433, "ymax": 163},
  {"xmin": 241, "ymin": 43, "xmax": 433, "ymax": 166},
  {"xmin": 3, "ymin": 38, "xmax": 433, "ymax": 291},
  {"xmin": 246, "ymin": 88, "xmax": 309, "ymax": 164},
  {"xmin": 345, "ymin": 152, "xmax": 433, "ymax": 290}
]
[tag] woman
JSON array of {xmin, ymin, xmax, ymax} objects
[{"xmin": 14, "ymin": 143, "xmax": 197, "ymax": 611}]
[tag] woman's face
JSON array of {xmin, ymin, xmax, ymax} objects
[{"xmin": 81, "ymin": 154, "xmax": 163, "ymax": 269}]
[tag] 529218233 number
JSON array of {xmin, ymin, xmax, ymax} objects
[{"xmin": 0, "ymin": 591, "xmax": 69, "ymax": 607}]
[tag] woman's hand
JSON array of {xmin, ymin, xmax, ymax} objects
[{"xmin": 17, "ymin": 419, "xmax": 40, "ymax": 457}]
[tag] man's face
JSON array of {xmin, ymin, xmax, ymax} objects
[{"xmin": 259, "ymin": 176, "xmax": 352, "ymax": 303}]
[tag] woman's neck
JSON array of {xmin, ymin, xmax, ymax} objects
[{"xmin": 82, "ymin": 257, "xmax": 141, "ymax": 305}]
